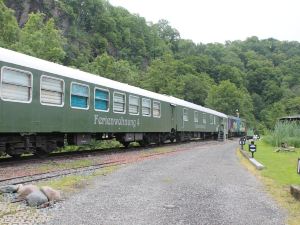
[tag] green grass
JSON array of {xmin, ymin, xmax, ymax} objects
[
  {"xmin": 55, "ymin": 139, "xmax": 123, "ymax": 153},
  {"xmin": 238, "ymin": 140, "xmax": 300, "ymax": 225},
  {"xmin": 38, "ymin": 159, "xmax": 94, "ymax": 172},
  {"xmin": 253, "ymin": 140, "xmax": 300, "ymax": 186},
  {"xmin": 37, "ymin": 165, "xmax": 120, "ymax": 193},
  {"xmin": 37, "ymin": 175, "xmax": 89, "ymax": 192}
]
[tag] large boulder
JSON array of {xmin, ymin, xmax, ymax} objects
[
  {"xmin": 0, "ymin": 185, "xmax": 20, "ymax": 193},
  {"xmin": 26, "ymin": 190, "xmax": 48, "ymax": 207},
  {"xmin": 40, "ymin": 186, "xmax": 61, "ymax": 202}
]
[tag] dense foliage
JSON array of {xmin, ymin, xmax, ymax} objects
[{"xmin": 1, "ymin": 0, "xmax": 299, "ymax": 130}]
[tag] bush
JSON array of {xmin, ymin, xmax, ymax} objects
[{"xmin": 265, "ymin": 121, "xmax": 300, "ymax": 147}]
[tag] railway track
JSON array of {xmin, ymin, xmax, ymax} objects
[
  {"xmin": 0, "ymin": 137, "xmax": 193, "ymax": 165},
  {"xmin": 0, "ymin": 138, "xmax": 212, "ymax": 165},
  {"xmin": 0, "ymin": 160, "xmax": 126, "ymax": 186},
  {"xmin": 0, "ymin": 140, "xmax": 224, "ymax": 186}
]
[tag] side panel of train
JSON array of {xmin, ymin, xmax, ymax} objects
[
  {"xmin": 0, "ymin": 61, "xmax": 226, "ymax": 156},
  {"xmin": 227, "ymin": 116, "xmax": 247, "ymax": 137},
  {"xmin": 174, "ymin": 106, "xmax": 227, "ymax": 140}
]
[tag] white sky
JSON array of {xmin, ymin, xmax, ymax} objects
[{"xmin": 108, "ymin": 0, "xmax": 300, "ymax": 44}]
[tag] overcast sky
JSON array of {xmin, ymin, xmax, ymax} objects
[{"xmin": 109, "ymin": 0, "xmax": 300, "ymax": 44}]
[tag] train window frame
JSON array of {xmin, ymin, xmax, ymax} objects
[
  {"xmin": 202, "ymin": 113, "xmax": 207, "ymax": 124},
  {"xmin": 142, "ymin": 98, "xmax": 151, "ymax": 117},
  {"xmin": 113, "ymin": 91, "xmax": 126, "ymax": 114},
  {"xmin": 40, "ymin": 75, "xmax": 65, "ymax": 107},
  {"xmin": 183, "ymin": 108, "xmax": 188, "ymax": 122},
  {"xmin": 153, "ymin": 101, "xmax": 161, "ymax": 118},
  {"xmin": 0, "ymin": 66, "xmax": 33, "ymax": 103},
  {"xmin": 70, "ymin": 82, "xmax": 90, "ymax": 110},
  {"xmin": 129, "ymin": 95, "xmax": 140, "ymax": 115},
  {"xmin": 194, "ymin": 111, "xmax": 198, "ymax": 123},
  {"xmin": 94, "ymin": 87, "xmax": 110, "ymax": 112}
]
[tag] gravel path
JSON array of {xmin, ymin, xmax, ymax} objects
[{"xmin": 46, "ymin": 141, "xmax": 286, "ymax": 225}]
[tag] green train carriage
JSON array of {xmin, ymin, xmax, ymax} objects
[{"xmin": 0, "ymin": 47, "xmax": 228, "ymax": 157}]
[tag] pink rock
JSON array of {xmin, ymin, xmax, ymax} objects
[
  {"xmin": 17, "ymin": 184, "xmax": 39, "ymax": 199},
  {"xmin": 40, "ymin": 186, "xmax": 61, "ymax": 202}
]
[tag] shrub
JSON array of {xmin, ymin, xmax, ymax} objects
[{"xmin": 265, "ymin": 121, "xmax": 300, "ymax": 147}]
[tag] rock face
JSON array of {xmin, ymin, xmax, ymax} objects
[
  {"xmin": 0, "ymin": 185, "xmax": 19, "ymax": 193},
  {"xmin": 26, "ymin": 190, "xmax": 49, "ymax": 207},
  {"xmin": 41, "ymin": 186, "xmax": 61, "ymax": 202}
]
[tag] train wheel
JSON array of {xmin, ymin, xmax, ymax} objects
[
  {"xmin": 6, "ymin": 144, "xmax": 22, "ymax": 158},
  {"xmin": 138, "ymin": 136, "xmax": 150, "ymax": 147},
  {"xmin": 34, "ymin": 147, "xmax": 49, "ymax": 158},
  {"xmin": 121, "ymin": 142, "xmax": 130, "ymax": 148},
  {"xmin": 7, "ymin": 153, "xmax": 22, "ymax": 158}
]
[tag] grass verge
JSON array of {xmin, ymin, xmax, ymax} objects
[
  {"xmin": 38, "ymin": 159, "xmax": 94, "ymax": 173},
  {"xmin": 36, "ymin": 165, "xmax": 120, "ymax": 193},
  {"xmin": 141, "ymin": 146, "xmax": 174, "ymax": 157},
  {"xmin": 237, "ymin": 140, "xmax": 300, "ymax": 225}
]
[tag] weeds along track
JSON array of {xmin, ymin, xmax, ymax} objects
[
  {"xmin": 0, "ymin": 140, "xmax": 224, "ymax": 186},
  {"xmin": 0, "ymin": 160, "xmax": 126, "ymax": 186}
]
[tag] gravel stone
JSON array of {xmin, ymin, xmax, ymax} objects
[{"xmin": 45, "ymin": 141, "xmax": 286, "ymax": 225}]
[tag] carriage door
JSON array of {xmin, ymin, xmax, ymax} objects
[
  {"xmin": 183, "ymin": 108, "xmax": 188, "ymax": 129},
  {"xmin": 170, "ymin": 104, "xmax": 176, "ymax": 129}
]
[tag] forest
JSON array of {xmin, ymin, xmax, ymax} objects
[{"xmin": 0, "ymin": 0, "xmax": 299, "ymax": 132}]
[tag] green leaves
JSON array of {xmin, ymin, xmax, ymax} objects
[
  {"xmin": 205, "ymin": 80, "xmax": 254, "ymax": 125},
  {"xmin": 82, "ymin": 53, "xmax": 139, "ymax": 85},
  {"xmin": 0, "ymin": 0, "xmax": 19, "ymax": 47},
  {"xmin": 12, "ymin": 13, "xmax": 66, "ymax": 63}
]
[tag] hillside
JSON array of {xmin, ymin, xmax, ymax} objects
[{"xmin": 1, "ymin": 0, "xmax": 300, "ymax": 131}]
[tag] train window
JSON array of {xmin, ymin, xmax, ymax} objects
[
  {"xmin": 95, "ymin": 88, "xmax": 109, "ymax": 111},
  {"xmin": 70, "ymin": 82, "xmax": 89, "ymax": 109},
  {"xmin": 153, "ymin": 101, "xmax": 161, "ymax": 118},
  {"xmin": 194, "ymin": 111, "xmax": 198, "ymax": 123},
  {"xmin": 214, "ymin": 116, "xmax": 216, "ymax": 125},
  {"xmin": 183, "ymin": 108, "xmax": 188, "ymax": 121},
  {"xmin": 40, "ymin": 75, "xmax": 64, "ymax": 106},
  {"xmin": 1, "ymin": 67, "xmax": 32, "ymax": 103},
  {"xmin": 129, "ymin": 95, "xmax": 139, "ymax": 115},
  {"xmin": 142, "ymin": 98, "xmax": 151, "ymax": 116},
  {"xmin": 113, "ymin": 92, "xmax": 126, "ymax": 113},
  {"xmin": 202, "ymin": 113, "xmax": 206, "ymax": 124}
]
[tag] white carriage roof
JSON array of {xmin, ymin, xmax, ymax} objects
[{"xmin": 0, "ymin": 47, "xmax": 227, "ymax": 118}]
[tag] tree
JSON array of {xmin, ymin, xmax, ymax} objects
[
  {"xmin": 214, "ymin": 64, "xmax": 246, "ymax": 87},
  {"xmin": 284, "ymin": 97, "xmax": 300, "ymax": 115},
  {"xmin": 0, "ymin": 0, "xmax": 19, "ymax": 47},
  {"xmin": 205, "ymin": 80, "xmax": 254, "ymax": 124},
  {"xmin": 182, "ymin": 73, "xmax": 214, "ymax": 105},
  {"xmin": 82, "ymin": 53, "xmax": 138, "ymax": 85},
  {"xmin": 12, "ymin": 13, "xmax": 66, "ymax": 63},
  {"xmin": 153, "ymin": 19, "xmax": 180, "ymax": 53},
  {"xmin": 260, "ymin": 102, "xmax": 286, "ymax": 128}
]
